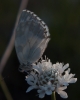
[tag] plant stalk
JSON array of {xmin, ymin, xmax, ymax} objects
[{"xmin": 51, "ymin": 92, "xmax": 56, "ymax": 100}]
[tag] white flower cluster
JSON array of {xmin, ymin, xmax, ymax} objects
[{"xmin": 25, "ymin": 58, "xmax": 77, "ymax": 98}]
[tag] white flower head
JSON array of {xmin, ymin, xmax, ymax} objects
[{"xmin": 25, "ymin": 57, "xmax": 77, "ymax": 98}]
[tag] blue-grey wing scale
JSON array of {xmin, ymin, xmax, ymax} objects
[{"xmin": 15, "ymin": 10, "xmax": 50, "ymax": 72}]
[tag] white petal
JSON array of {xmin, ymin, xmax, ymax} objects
[
  {"xmin": 63, "ymin": 73, "xmax": 69, "ymax": 79},
  {"xmin": 34, "ymin": 77, "xmax": 38, "ymax": 84},
  {"xmin": 37, "ymin": 90, "xmax": 42, "ymax": 93},
  {"xmin": 25, "ymin": 76, "xmax": 28, "ymax": 79},
  {"xmin": 26, "ymin": 76, "xmax": 34, "ymax": 81},
  {"xmin": 68, "ymin": 78, "xmax": 77, "ymax": 83},
  {"xmin": 63, "ymin": 63, "xmax": 69, "ymax": 71},
  {"xmin": 37, "ymin": 88, "xmax": 46, "ymax": 98},
  {"xmin": 57, "ymin": 90, "xmax": 68, "ymax": 98},
  {"xmin": 39, "ymin": 92, "xmax": 45, "ymax": 98},
  {"xmin": 39, "ymin": 86, "xmax": 46, "ymax": 90},
  {"xmin": 46, "ymin": 90, "xmax": 52, "ymax": 95},
  {"xmin": 47, "ymin": 81, "xmax": 51, "ymax": 85},
  {"xmin": 67, "ymin": 68, "xmax": 70, "ymax": 73},
  {"xmin": 26, "ymin": 75, "xmax": 38, "ymax": 85},
  {"xmin": 58, "ymin": 76, "xmax": 68, "ymax": 86},
  {"xmin": 57, "ymin": 86, "xmax": 67, "ymax": 91},
  {"xmin": 26, "ymin": 86, "xmax": 37, "ymax": 92},
  {"xmin": 63, "ymin": 75, "xmax": 69, "ymax": 81},
  {"xmin": 69, "ymin": 74, "xmax": 75, "ymax": 79},
  {"xmin": 62, "ymin": 82, "xmax": 69, "ymax": 86},
  {"xmin": 27, "ymin": 80, "xmax": 34, "ymax": 85},
  {"xmin": 51, "ymin": 86, "xmax": 55, "ymax": 91}
]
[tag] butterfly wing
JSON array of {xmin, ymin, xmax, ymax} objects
[{"xmin": 15, "ymin": 10, "xmax": 50, "ymax": 71}]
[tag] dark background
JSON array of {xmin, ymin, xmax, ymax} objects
[{"xmin": 0, "ymin": 0, "xmax": 80, "ymax": 100}]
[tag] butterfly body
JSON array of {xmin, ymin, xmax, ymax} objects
[{"xmin": 15, "ymin": 10, "xmax": 50, "ymax": 72}]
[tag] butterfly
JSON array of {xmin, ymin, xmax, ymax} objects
[{"xmin": 15, "ymin": 10, "xmax": 50, "ymax": 72}]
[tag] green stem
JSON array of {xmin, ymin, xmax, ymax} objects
[
  {"xmin": 51, "ymin": 92, "xmax": 56, "ymax": 100},
  {"xmin": 0, "ymin": 74, "xmax": 13, "ymax": 100}
]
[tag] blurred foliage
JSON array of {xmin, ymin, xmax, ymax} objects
[{"xmin": 0, "ymin": 0, "xmax": 80, "ymax": 100}]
